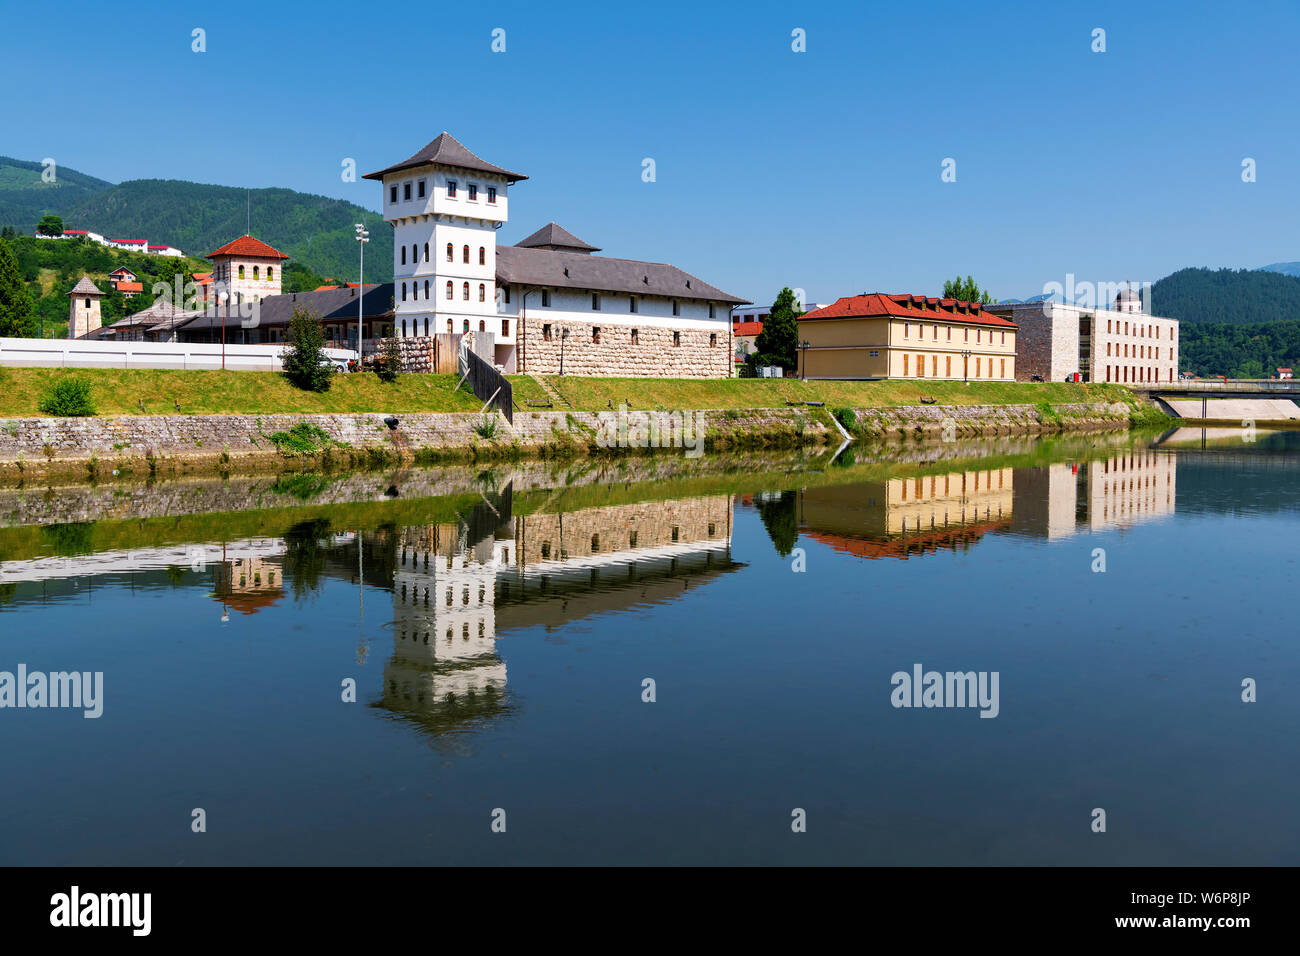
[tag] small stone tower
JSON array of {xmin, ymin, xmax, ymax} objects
[{"xmin": 67, "ymin": 275, "xmax": 104, "ymax": 339}]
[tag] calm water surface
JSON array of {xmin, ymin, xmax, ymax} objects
[{"xmin": 2, "ymin": 432, "xmax": 1298, "ymax": 865}]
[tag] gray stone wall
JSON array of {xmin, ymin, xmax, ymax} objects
[{"xmin": 519, "ymin": 318, "xmax": 729, "ymax": 378}]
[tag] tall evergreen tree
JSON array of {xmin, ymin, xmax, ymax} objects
[
  {"xmin": 0, "ymin": 239, "xmax": 37, "ymax": 336},
  {"xmin": 754, "ymin": 286, "xmax": 803, "ymax": 371}
]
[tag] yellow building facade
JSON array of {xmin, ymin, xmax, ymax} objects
[{"xmin": 796, "ymin": 294, "xmax": 1017, "ymax": 381}]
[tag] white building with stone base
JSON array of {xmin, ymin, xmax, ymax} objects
[{"xmin": 365, "ymin": 132, "xmax": 747, "ymax": 376}]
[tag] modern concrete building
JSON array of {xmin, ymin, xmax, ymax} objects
[
  {"xmin": 985, "ymin": 292, "xmax": 1179, "ymax": 384},
  {"xmin": 365, "ymin": 131, "xmax": 746, "ymax": 375},
  {"xmin": 796, "ymin": 294, "xmax": 1017, "ymax": 381}
]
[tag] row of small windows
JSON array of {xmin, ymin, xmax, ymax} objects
[
  {"xmin": 400, "ymin": 280, "xmax": 488, "ymax": 302},
  {"xmin": 1107, "ymin": 319, "xmax": 1174, "ymax": 339},
  {"xmin": 537, "ymin": 289, "xmax": 713, "ymax": 319},
  {"xmin": 902, "ymin": 354, "xmax": 1008, "ymax": 378},
  {"xmin": 234, "ymin": 265, "xmax": 273, "ymax": 280},
  {"xmin": 904, "ymin": 322, "xmax": 1007, "ymax": 345},
  {"xmin": 391, "ymin": 180, "xmax": 498, "ymax": 204},
  {"xmin": 1104, "ymin": 366, "xmax": 1175, "ymax": 383},
  {"xmin": 540, "ymin": 325, "xmax": 717, "ymax": 348},
  {"xmin": 1107, "ymin": 343, "xmax": 1164, "ymax": 359},
  {"xmin": 400, "ymin": 243, "xmax": 487, "ymax": 267},
  {"xmin": 398, "ymin": 317, "xmax": 512, "ymax": 337}
]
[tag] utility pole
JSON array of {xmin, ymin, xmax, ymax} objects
[{"xmin": 355, "ymin": 224, "xmax": 369, "ymax": 368}]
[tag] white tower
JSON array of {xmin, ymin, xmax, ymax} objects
[
  {"xmin": 364, "ymin": 132, "xmax": 526, "ymax": 340},
  {"xmin": 67, "ymin": 275, "xmax": 104, "ymax": 339},
  {"xmin": 1115, "ymin": 286, "xmax": 1143, "ymax": 314}
]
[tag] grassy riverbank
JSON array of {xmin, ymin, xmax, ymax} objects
[{"xmin": 0, "ymin": 366, "xmax": 1132, "ymax": 417}]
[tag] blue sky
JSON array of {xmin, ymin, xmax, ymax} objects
[{"xmin": 5, "ymin": 0, "xmax": 1297, "ymax": 305}]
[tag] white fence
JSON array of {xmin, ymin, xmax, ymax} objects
[{"xmin": 0, "ymin": 338, "xmax": 357, "ymax": 372}]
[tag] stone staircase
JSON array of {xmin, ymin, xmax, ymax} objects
[{"xmin": 528, "ymin": 374, "xmax": 573, "ymax": 410}]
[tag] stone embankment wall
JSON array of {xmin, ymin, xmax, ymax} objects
[{"xmin": 0, "ymin": 401, "xmax": 1132, "ymax": 482}]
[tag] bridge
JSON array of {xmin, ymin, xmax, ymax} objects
[
  {"xmin": 1132, "ymin": 380, "xmax": 1300, "ymax": 422},
  {"xmin": 1134, "ymin": 380, "xmax": 1300, "ymax": 400}
]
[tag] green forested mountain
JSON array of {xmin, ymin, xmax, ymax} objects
[
  {"xmin": 1180, "ymin": 321, "xmax": 1300, "ymax": 378},
  {"xmin": 1150, "ymin": 267, "xmax": 1300, "ymax": 325},
  {"xmin": 0, "ymin": 157, "xmax": 392, "ymax": 283},
  {"xmin": 0, "ymin": 156, "xmax": 113, "ymax": 227}
]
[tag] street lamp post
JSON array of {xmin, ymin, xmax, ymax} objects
[
  {"xmin": 220, "ymin": 291, "xmax": 229, "ymax": 370},
  {"xmin": 355, "ymin": 224, "xmax": 369, "ymax": 369},
  {"xmin": 800, "ymin": 339, "xmax": 810, "ymax": 381},
  {"xmin": 961, "ymin": 349, "xmax": 971, "ymax": 385}
]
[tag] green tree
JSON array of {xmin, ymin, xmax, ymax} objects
[
  {"xmin": 282, "ymin": 307, "xmax": 332, "ymax": 392},
  {"xmin": 943, "ymin": 275, "xmax": 992, "ymax": 304},
  {"xmin": 377, "ymin": 336, "xmax": 402, "ymax": 383},
  {"xmin": 0, "ymin": 239, "xmax": 37, "ymax": 336},
  {"xmin": 753, "ymin": 287, "xmax": 803, "ymax": 371},
  {"xmin": 756, "ymin": 491, "xmax": 800, "ymax": 557},
  {"xmin": 35, "ymin": 215, "xmax": 64, "ymax": 236}
]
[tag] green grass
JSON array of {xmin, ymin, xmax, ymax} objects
[
  {"xmin": 535, "ymin": 376, "xmax": 1133, "ymax": 411},
  {"xmin": 0, "ymin": 366, "xmax": 1131, "ymax": 418}
]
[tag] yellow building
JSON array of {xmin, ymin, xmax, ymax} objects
[{"xmin": 796, "ymin": 293, "xmax": 1017, "ymax": 381}]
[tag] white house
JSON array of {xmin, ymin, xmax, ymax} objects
[{"xmin": 365, "ymin": 132, "xmax": 746, "ymax": 376}]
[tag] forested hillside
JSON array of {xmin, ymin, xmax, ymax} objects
[
  {"xmin": 0, "ymin": 157, "xmax": 392, "ymax": 283},
  {"xmin": 1151, "ymin": 267, "xmax": 1300, "ymax": 325},
  {"xmin": 1179, "ymin": 321, "xmax": 1300, "ymax": 378}
]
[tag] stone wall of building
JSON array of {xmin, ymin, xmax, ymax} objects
[
  {"xmin": 519, "ymin": 317, "xmax": 729, "ymax": 378},
  {"xmin": 516, "ymin": 497, "xmax": 732, "ymax": 565}
]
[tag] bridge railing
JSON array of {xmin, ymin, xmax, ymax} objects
[{"xmin": 1149, "ymin": 380, "xmax": 1297, "ymax": 393}]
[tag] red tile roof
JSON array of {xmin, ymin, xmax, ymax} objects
[
  {"xmin": 732, "ymin": 321, "xmax": 763, "ymax": 336},
  {"xmin": 206, "ymin": 235, "xmax": 289, "ymax": 260},
  {"xmin": 116, "ymin": 281, "xmax": 144, "ymax": 292},
  {"xmin": 147, "ymin": 245, "xmax": 169, "ymax": 250},
  {"xmin": 115, "ymin": 239, "xmax": 146, "ymax": 244},
  {"xmin": 63, "ymin": 230, "xmax": 88, "ymax": 235},
  {"xmin": 800, "ymin": 293, "xmax": 1017, "ymax": 328},
  {"xmin": 192, "ymin": 272, "xmax": 213, "ymax": 284}
]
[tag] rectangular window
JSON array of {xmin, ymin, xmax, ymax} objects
[
  {"xmin": 904, "ymin": 322, "xmax": 910, "ymax": 338},
  {"xmin": 946, "ymin": 355, "xmax": 952, "ymax": 376},
  {"xmin": 403, "ymin": 182, "xmax": 412, "ymax": 201},
  {"xmin": 869, "ymin": 350, "xmax": 879, "ymax": 357},
  {"xmin": 631, "ymin": 328, "xmax": 639, "ymax": 345},
  {"xmin": 1001, "ymin": 358, "xmax": 1006, "ymax": 378},
  {"xmin": 501, "ymin": 320, "xmax": 509, "ymax": 337},
  {"xmin": 591, "ymin": 293, "xmax": 601, "ymax": 311},
  {"xmin": 672, "ymin": 300, "xmax": 680, "ymax": 316},
  {"xmin": 488, "ymin": 186, "xmax": 497, "ymax": 204},
  {"xmin": 710, "ymin": 333, "xmax": 718, "ymax": 347},
  {"xmin": 468, "ymin": 184, "xmax": 478, "ymax": 201},
  {"xmin": 946, "ymin": 326, "xmax": 951, "ymax": 341},
  {"xmin": 447, "ymin": 181, "xmax": 457, "ymax": 198},
  {"xmin": 543, "ymin": 324, "xmax": 552, "ymax": 341},
  {"xmin": 629, "ymin": 296, "xmax": 638, "ymax": 313},
  {"xmin": 672, "ymin": 331, "xmax": 680, "ymax": 347},
  {"xmin": 541, "ymin": 289, "xmax": 550, "ymax": 307},
  {"xmin": 503, "ymin": 286, "xmax": 510, "ymax": 304},
  {"xmin": 964, "ymin": 328, "xmax": 969, "ymax": 342},
  {"xmin": 592, "ymin": 327, "xmax": 601, "ymax": 343},
  {"xmin": 903, "ymin": 354, "xmax": 909, "ymax": 375},
  {"xmin": 931, "ymin": 355, "xmax": 938, "ymax": 376},
  {"xmin": 389, "ymin": 185, "xmax": 397, "ymax": 203},
  {"xmin": 933, "ymin": 325, "xmax": 938, "ymax": 340},
  {"xmin": 417, "ymin": 179, "xmax": 426, "ymax": 198},
  {"xmin": 709, "ymin": 304, "xmax": 716, "ymax": 319}
]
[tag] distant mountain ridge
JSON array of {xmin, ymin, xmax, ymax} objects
[{"xmin": 0, "ymin": 157, "xmax": 391, "ymax": 282}]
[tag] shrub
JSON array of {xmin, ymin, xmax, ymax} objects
[
  {"xmin": 282, "ymin": 307, "xmax": 332, "ymax": 392},
  {"xmin": 267, "ymin": 423, "xmax": 334, "ymax": 454},
  {"xmin": 376, "ymin": 337, "xmax": 402, "ymax": 383},
  {"xmin": 474, "ymin": 416, "xmax": 500, "ymax": 440},
  {"xmin": 39, "ymin": 377, "xmax": 96, "ymax": 416},
  {"xmin": 832, "ymin": 407, "xmax": 857, "ymax": 431}
]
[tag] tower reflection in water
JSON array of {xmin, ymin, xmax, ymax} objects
[{"xmin": 378, "ymin": 487, "xmax": 739, "ymax": 747}]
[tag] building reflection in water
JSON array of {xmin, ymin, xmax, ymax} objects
[
  {"xmin": 377, "ymin": 488, "xmax": 740, "ymax": 749},
  {"xmin": 790, "ymin": 468, "xmax": 1014, "ymax": 560},
  {"xmin": 780, "ymin": 451, "xmax": 1178, "ymax": 560}
]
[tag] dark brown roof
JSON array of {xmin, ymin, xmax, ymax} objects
[
  {"xmin": 515, "ymin": 222, "xmax": 600, "ymax": 253},
  {"xmin": 175, "ymin": 283, "xmax": 395, "ymax": 332},
  {"xmin": 495, "ymin": 247, "xmax": 748, "ymax": 305},
  {"xmin": 68, "ymin": 276, "xmax": 103, "ymax": 297},
  {"xmin": 363, "ymin": 132, "xmax": 527, "ymax": 182}
]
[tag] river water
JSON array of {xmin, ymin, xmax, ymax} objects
[{"xmin": 1, "ymin": 429, "xmax": 1297, "ymax": 865}]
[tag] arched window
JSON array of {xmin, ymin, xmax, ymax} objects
[
  {"xmin": 463, "ymin": 319, "xmax": 470, "ymax": 332},
  {"xmin": 446, "ymin": 243, "xmax": 453, "ymax": 262},
  {"xmin": 446, "ymin": 318, "xmax": 453, "ymax": 332},
  {"xmin": 401, "ymin": 282, "xmax": 407, "ymax": 301},
  {"xmin": 462, "ymin": 245, "xmax": 469, "ymax": 264},
  {"xmin": 267, "ymin": 267, "xmax": 273, "ymax": 282},
  {"xmin": 424, "ymin": 317, "xmax": 429, "ymax": 336},
  {"xmin": 478, "ymin": 283, "xmax": 485, "ymax": 302},
  {"xmin": 401, "ymin": 319, "xmax": 407, "ymax": 337},
  {"xmin": 238, "ymin": 265, "xmax": 245, "ymax": 279},
  {"xmin": 411, "ymin": 282, "xmax": 417, "ymax": 300},
  {"xmin": 462, "ymin": 282, "xmax": 469, "ymax": 300},
  {"xmin": 401, "ymin": 246, "xmax": 406, "ymax": 265},
  {"xmin": 478, "ymin": 247, "xmax": 485, "ymax": 265},
  {"xmin": 253, "ymin": 265, "xmax": 259, "ymax": 280},
  {"xmin": 445, "ymin": 281, "xmax": 453, "ymax": 300},
  {"xmin": 424, "ymin": 280, "xmax": 429, "ymax": 299},
  {"xmin": 424, "ymin": 243, "xmax": 429, "ymax": 262},
  {"xmin": 411, "ymin": 244, "xmax": 418, "ymax": 264},
  {"xmin": 479, "ymin": 320, "xmax": 485, "ymax": 331}
]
